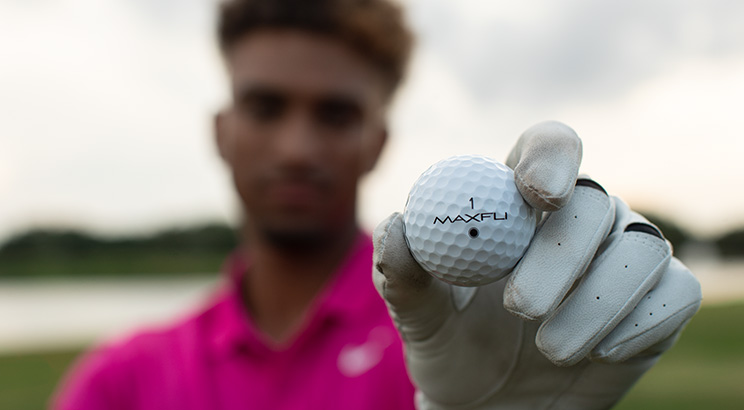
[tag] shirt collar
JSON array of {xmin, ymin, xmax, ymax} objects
[{"xmin": 209, "ymin": 231, "xmax": 377, "ymax": 358}]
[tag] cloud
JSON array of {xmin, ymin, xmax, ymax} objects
[
  {"xmin": 2, "ymin": 0, "xmax": 743, "ymax": 242},
  {"xmin": 405, "ymin": 0, "xmax": 744, "ymax": 108},
  {"xmin": 0, "ymin": 0, "xmax": 231, "ymax": 240}
]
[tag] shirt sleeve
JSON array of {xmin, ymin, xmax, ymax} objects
[{"xmin": 51, "ymin": 343, "xmax": 131, "ymax": 410}]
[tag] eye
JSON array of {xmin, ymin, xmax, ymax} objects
[
  {"xmin": 315, "ymin": 97, "xmax": 362, "ymax": 129},
  {"xmin": 235, "ymin": 89, "xmax": 286, "ymax": 122}
]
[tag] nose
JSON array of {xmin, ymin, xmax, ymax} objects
[{"xmin": 273, "ymin": 112, "xmax": 321, "ymax": 168}]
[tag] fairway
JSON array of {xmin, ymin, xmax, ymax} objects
[
  {"xmin": 1, "ymin": 302, "xmax": 742, "ymax": 409},
  {"xmin": 614, "ymin": 301, "xmax": 744, "ymax": 409}
]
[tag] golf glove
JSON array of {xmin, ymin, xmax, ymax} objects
[{"xmin": 372, "ymin": 121, "xmax": 702, "ymax": 410}]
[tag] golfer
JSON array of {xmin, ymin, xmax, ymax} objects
[{"xmin": 54, "ymin": 1, "xmax": 702, "ymax": 409}]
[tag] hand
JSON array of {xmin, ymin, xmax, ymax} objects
[{"xmin": 372, "ymin": 121, "xmax": 702, "ymax": 410}]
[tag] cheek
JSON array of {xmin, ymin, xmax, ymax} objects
[
  {"xmin": 330, "ymin": 141, "xmax": 367, "ymax": 183},
  {"xmin": 231, "ymin": 164, "xmax": 257, "ymax": 209},
  {"xmin": 225, "ymin": 133, "xmax": 263, "ymax": 199},
  {"xmin": 228, "ymin": 121, "xmax": 261, "ymax": 157},
  {"xmin": 331, "ymin": 148, "xmax": 369, "ymax": 213},
  {"xmin": 225, "ymin": 119, "xmax": 268, "ymax": 173}
]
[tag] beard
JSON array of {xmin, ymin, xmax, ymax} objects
[{"xmin": 261, "ymin": 226, "xmax": 332, "ymax": 254}]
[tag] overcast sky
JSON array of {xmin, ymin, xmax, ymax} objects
[{"xmin": 2, "ymin": 0, "xmax": 744, "ymax": 244}]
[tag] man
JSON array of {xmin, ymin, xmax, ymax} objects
[
  {"xmin": 54, "ymin": 0, "xmax": 702, "ymax": 409},
  {"xmin": 54, "ymin": 1, "xmax": 416, "ymax": 409}
]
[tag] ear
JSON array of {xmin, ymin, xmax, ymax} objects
[
  {"xmin": 361, "ymin": 126, "xmax": 388, "ymax": 174},
  {"xmin": 214, "ymin": 109, "xmax": 231, "ymax": 163}
]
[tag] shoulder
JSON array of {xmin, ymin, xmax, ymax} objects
[{"xmin": 51, "ymin": 291, "xmax": 230, "ymax": 410}]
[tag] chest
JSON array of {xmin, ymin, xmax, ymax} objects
[{"xmin": 130, "ymin": 324, "xmax": 414, "ymax": 410}]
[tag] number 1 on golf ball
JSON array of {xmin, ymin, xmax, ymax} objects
[{"xmin": 403, "ymin": 155, "xmax": 537, "ymax": 286}]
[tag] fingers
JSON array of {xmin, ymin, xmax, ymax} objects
[
  {"xmin": 535, "ymin": 199, "xmax": 672, "ymax": 366},
  {"xmin": 506, "ymin": 121, "xmax": 583, "ymax": 212},
  {"xmin": 372, "ymin": 213, "xmax": 453, "ymax": 342},
  {"xmin": 504, "ymin": 179, "xmax": 615, "ymax": 321},
  {"xmin": 591, "ymin": 257, "xmax": 702, "ymax": 363}
]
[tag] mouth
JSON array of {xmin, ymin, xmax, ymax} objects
[{"xmin": 267, "ymin": 179, "xmax": 326, "ymax": 209}]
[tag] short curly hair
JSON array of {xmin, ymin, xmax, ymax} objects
[{"xmin": 217, "ymin": 0, "xmax": 414, "ymax": 98}]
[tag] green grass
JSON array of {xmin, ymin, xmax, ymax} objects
[
  {"xmin": 0, "ymin": 348, "xmax": 81, "ymax": 410},
  {"xmin": 614, "ymin": 302, "xmax": 744, "ymax": 409},
  {"xmin": 1, "ymin": 303, "xmax": 742, "ymax": 409}
]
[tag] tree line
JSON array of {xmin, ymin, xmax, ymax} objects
[
  {"xmin": 0, "ymin": 217, "xmax": 742, "ymax": 278},
  {"xmin": 0, "ymin": 223, "xmax": 238, "ymax": 278}
]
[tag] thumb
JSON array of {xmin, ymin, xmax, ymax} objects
[
  {"xmin": 506, "ymin": 121, "xmax": 583, "ymax": 212},
  {"xmin": 373, "ymin": 213, "xmax": 453, "ymax": 342}
]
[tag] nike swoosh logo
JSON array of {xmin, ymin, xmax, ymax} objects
[{"xmin": 337, "ymin": 326, "xmax": 394, "ymax": 377}]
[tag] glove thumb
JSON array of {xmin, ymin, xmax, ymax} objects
[
  {"xmin": 506, "ymin": 120, "xmax": 583, "ymax": 212},
  {"xmin": 373, "ymin": 213, "xmax": 453, "ymax": 342}
]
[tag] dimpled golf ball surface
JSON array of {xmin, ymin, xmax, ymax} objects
[{"xmin": 404, "ymin": 155, "xmax": 536, "ymax": 286}]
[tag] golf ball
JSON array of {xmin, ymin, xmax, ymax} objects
[{"xmin": 403, "ymin": 155, "xmax": 537, "ymax": 286}]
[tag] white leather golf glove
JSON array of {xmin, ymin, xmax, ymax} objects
[{"xmin": 373, "ymin": 121, "xmax": 702, "ymax": 410}]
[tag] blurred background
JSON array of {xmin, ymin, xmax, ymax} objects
[{"xmin": 1, "ymin": 0, "xmax": 743, "ymax": 408}]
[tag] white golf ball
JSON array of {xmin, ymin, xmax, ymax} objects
[{"xmin": 403, "ymin": 155, "xmax": 537, "ymax": 286}]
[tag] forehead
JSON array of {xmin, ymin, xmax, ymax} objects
[{"xmin": 225, "ymin": 29, "xmax": 386, "ymax": 103}]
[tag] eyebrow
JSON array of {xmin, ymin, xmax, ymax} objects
[
  {"xmin": 233, "ymin": 83, "xmax": 364, "ymax": 106},
  {"xmin": 233, "ymin": 84, "xmax": 285, "ymax": 103}
]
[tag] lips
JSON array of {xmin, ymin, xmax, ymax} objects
[{"xmin": 267, "ymin": 179, "xmax": 325, "ymax": 209}]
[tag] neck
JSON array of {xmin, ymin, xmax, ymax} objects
[{"xmin": 240, "ymin": 222, "xmax": 359, "ymax": 344}]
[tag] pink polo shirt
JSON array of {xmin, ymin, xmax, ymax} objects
[{"xmin": 53, "ymin": 233, "xmax": 416, "ymax": 410}]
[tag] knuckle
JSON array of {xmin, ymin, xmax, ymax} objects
[
  {"xmin": 624, "ymin": 222, "xmax": 663, "ymax": 239},
  {"xmin": 575, "ymin": 178, "xmax": 607, "ymax": 195}
]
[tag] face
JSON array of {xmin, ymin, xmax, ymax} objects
[{"xmin": 216, "ymin": 30, "xmax": 388, "ymax": 248}]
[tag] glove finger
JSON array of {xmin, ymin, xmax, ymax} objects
[
  {"xmin": 536, "ymin": 199, "xmax": 672, "ymax": 366},
  {"xmin": 504, "ymin": 178, "xmax": 615, "ymax": 321},
  {"xmin": 505, "ymin": 121, "xmax": 583, "ymax": 212},
  {"xmin": 591, "ymin": 257, "xmax": 702, "ymax": 363},
  {"xmin": 373, "ymin": 212, "xmax": 453, "ymax": 342}
]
